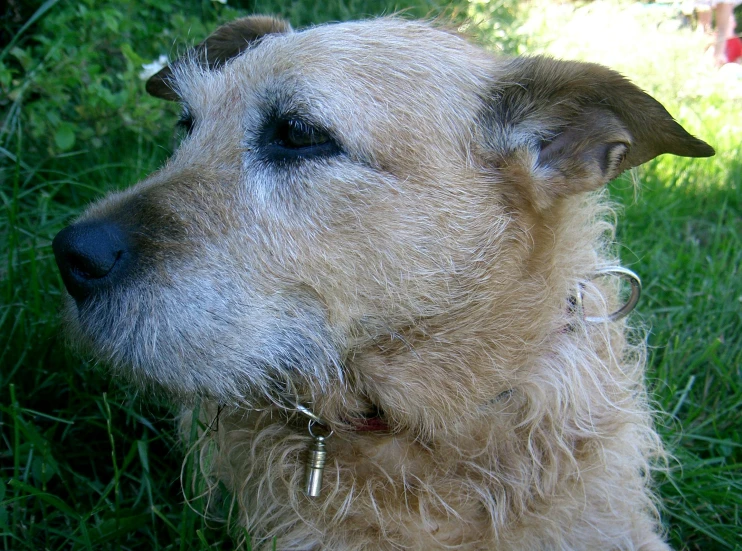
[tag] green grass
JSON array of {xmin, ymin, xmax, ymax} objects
[
  {"xmin": 1, "ymin": 0, "xmax": 740, "ymax": 549},
  {"xmin": 613, "ymin": 160, "xmax": 742, "ymax": 550}
]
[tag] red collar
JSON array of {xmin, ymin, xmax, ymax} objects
[{"xmin": 349, "ymin": 415, "xmax": 390, "ymax": 432}]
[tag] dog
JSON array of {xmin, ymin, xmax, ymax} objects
[{"xmin": 53, "ymin": 16, "xmax": 713, "ymax": 550}]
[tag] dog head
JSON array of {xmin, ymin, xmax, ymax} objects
[{"xmin": 53, "ymin": 17, "xmax": 712, "ymax": 423}]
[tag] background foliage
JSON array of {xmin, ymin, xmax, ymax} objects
[{"xmin": 1, "ymin": 1, "xmax": 740, "ymax": 549}]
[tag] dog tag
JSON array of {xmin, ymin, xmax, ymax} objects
[{"xmin": 304, "ymin": 434, "xmax": 328, "ymax": 497}]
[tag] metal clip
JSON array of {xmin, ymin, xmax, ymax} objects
[
  {"xmin": 304, "ymin": 419, "xmax": 333, "ymax": 498},
  {"xmin": 576, "ymin": 267, "xmax": 642, "ymax": 323}
]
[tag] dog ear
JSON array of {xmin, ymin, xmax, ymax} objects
[
  {"xmin": 480, "ymin": 56, "xmax": 714, "ymax": 208},
  {"xmin": 146, "ymin": 16, "xmax": 292, "ymax": 101}
]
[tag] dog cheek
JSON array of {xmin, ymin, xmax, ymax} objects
[
  {"xmin": 63, "ymin": 249, "xmax": 340, "ymax": 401},
  {"xmin": 164, "ymin": 278, "xmax": 340, "ymax": 400}
]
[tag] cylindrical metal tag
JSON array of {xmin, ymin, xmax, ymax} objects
[{"xmin": 304, "ymin": 435, "xmax": 327, "ymax": 497}]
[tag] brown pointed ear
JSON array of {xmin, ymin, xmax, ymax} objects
[
  {"xmin": 480, "ymin": 56, "xmax": 714, "ymax": 208},
  {"xmin": 146, "ymin": 15, "xmax": 292, "ymax": 101}
]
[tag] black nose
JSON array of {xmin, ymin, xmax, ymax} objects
[{"xmin": 52, "ymin": 221, "xmax": 132, "ymax": 303}]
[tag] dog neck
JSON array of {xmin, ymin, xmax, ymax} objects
[
  {"xmin": 347, "ymin": 408, "xmax": 390, "ymax": 432},
  {"xmin": 296, "ymin": 266, "xmax": 641, "ymax": 434},
  {"xmin": 295, "ymin": 401, "xmax": 390, "ymax": 432},
  {"xmin": 292, "ymin": 266, "xmax": 641, "ymax": 497}
]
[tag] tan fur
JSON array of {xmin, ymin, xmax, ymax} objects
[{"xmin": 55, "ymin": 17, "xmax": 713, "ymax": 550}]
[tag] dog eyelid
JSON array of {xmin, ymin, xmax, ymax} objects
[
  {"xmin": 275, "ymin": 118, "xmax": 331, "ymax": 149},
  {"xmin": 176, "ymin": 106, "xmax": 195, "ymax": 135},
  {"xmin": 177, "ymin": 115, "xmax": 195, "ymax": 135},
  {"xmin": 258, "ymin": 115, "xmax": 341, "ymax": 163}
]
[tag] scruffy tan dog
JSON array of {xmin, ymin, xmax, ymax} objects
[{"xmin": 53, "ymin": 16, "xmax": 713, "ymax": 550}]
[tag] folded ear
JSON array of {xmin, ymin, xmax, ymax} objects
[
  {"xmin": 479, "ymin": 56, "xmax": 714, "ymax": 209},
  {"xmin": 146, "ymin": 15, "xmax": 292, "ymax": 101}
]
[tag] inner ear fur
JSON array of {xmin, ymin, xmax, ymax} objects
[
  {"xmin": 480, "ymin": 56, "xmax": 714, "ymax": 208},
  {"xmin": 146, "ymin": 15, "xmax": 292, "ymax": 101}
]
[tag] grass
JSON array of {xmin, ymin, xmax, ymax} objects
[
  {"xmin": 1, "ymin": 0, "xmax": 740, "ymax": 549},
  {"xmin": 614, "ymin": 163, "xmax": 742, "ymax": 550}
]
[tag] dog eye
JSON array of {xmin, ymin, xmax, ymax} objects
[
  {"xmin": 275, "ymin": 119, "xmax": 330, "ymax": 149},
  {"xmin": 177, "ymin": 111, "xmax": 195, "ymax": 135},
  {"xmin": 260, "ymin": 117, "xmax": 340, "ymax": 163}
]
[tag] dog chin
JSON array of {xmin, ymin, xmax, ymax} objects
[{"xmin": 63, "ymin": 289, "xmax": 340, "ymax": 405}]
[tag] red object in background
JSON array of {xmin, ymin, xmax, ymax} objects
[{"xmin": 726, "ymin": 36, "xmax": 742, "ymax": 63}]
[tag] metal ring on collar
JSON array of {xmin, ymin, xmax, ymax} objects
[
  {"xmin": 308, "ymin": 419, "xmax": 334, "ymax": 439},
  {"xmin": 577, "ymin": 267, "xmax": 642, "ymax": 324},
  {"xmin": 294, "ymin": 404, "xmax": 330, "ymax": 427},
  {"xmin": 295, "ymin": 403, "xmax": 328, "ymax": 426}
]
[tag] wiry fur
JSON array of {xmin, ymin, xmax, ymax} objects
[{"xmin": 56, "ymin": 17, "xmax": 714, "ymax": 550}]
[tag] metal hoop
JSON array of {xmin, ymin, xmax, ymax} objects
[
  {"xmin": 295, "ymin": 403, "xmax": 325, "ymax": 425},
  {"xmin": 308, "ymin": 419, "xmax": 333, "ymax": 440},
  {"xmin": 577, "ymin": 267, "xmax": 642, "ymax": 324}
]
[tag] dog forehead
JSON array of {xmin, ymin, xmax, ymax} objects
[
  {"xmin": 171, "ymin": 19, "xmax": 498, "ymax": 165},
  {"xmin": 231, "ymin": 20, "xmax": 495, "ymax": 147},
  {"xmin": 261, "ymin": 20, "xmax": 492, "ymax": 91},
  {"xmin": 180, "ymin": 20, "xmax": 488, "ymax": 93},
  {"xmin": 283, "ymin": 19, "xmax": 481, "ymax": 65}
]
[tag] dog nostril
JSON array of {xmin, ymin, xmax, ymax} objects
[
  {"xmin": 52, "ymin": 221, "xmax": 131, "ymax": 302},
  {"xmin": 66, "ymin": 247, "xmax": 122, "ymax": 280}
]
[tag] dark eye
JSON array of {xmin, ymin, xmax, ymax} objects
[
  {"xmin": 261, "ymin": 117, "xmax": 340, "ymax": 163},
  {"xmin": 275, "ymin": 119, "xmax": 330, "ymax": 149},
  {"xmin": 177, "ymin": 109, "xmax": 195, "ymax": 135}
]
